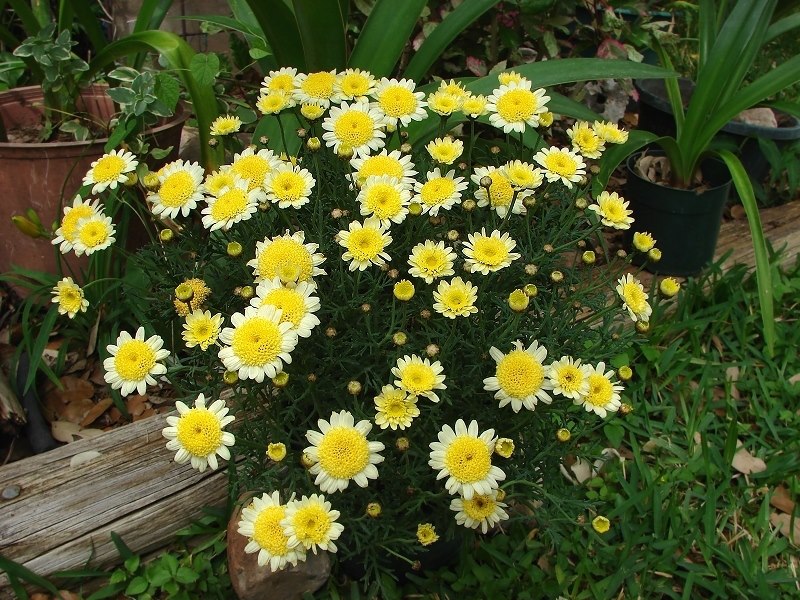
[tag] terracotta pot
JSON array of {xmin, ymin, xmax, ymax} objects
[{"xmin": 0, "ymin": 85, "xmax": 188, "ymax": 279}]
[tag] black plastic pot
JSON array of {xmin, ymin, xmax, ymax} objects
[
  {"xmin": 624, "ymin": 152, "xmax": 731, "ymax": 276},
  {"xmin": 635, "ymin": 78, "xmax": 800, "ymax": 182}
]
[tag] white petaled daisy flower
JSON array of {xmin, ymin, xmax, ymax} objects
[
  {"xmin": 337, "ymin": 218, "xmax": 393, "ymax": 271},
  {"xmin": 256, "ymin": 91, "xmax": 293, "ymax": 115},
  {"xmin": 471, "ymin": 166, "xmax": 527, "ymax": 218},
  {"xmin": 72, "ymin": 213, "xmax": 116, "ymax": 256},
  {"xmin": 210, "ymin": 115, "xmax": 242, "ymax": 136},
  {"xmin": 486, "ymin": 80, "xmax": 550, "ymax": 133},
  {"xmin": 357, "ymin": 175, "xmax": 410, "ymax": 225},
  {"xmin": 373, "ymin": 385, "xmax": 420, "ymax": 430},
  {"xmin": 498, "ymin": 71, "xmax": 527, "ymax": 86},
  {"xmin": 263, "ymin": 162, "xmax": 315, "ymax": 209},
  {"xmin": 51, "ymin": 277, "xmax": 88, "ymax": 318},
  {"xmin": 321, "ymin": 100, "xmax": 386, "ymax": 158},
  {"xmin": 593, "ymin": 120, "xmax": 629, "ymax": 144},
  {"xmin": 450, "ymin": 491, "xmax": 509, "ymax": 533},
  {"xmin": 162, "ymin": 393, "xmax": 235, "ymax": 472},
  {"xmin": 437, "ymin": 79, "xmax": 469, "ymax": 100},
  {"xmin": 547, "ymin": 356, "xmax": 591, "ymax": 400},
  {"xmin": 392, "ymin": 354, "xmax": 446, "ymax": 403},
  {"xmin": 463, "ymin": 229, "xmax": 521, "ymax": 275},
  {"xmin": 568, "ymin": 121, "xmax": 606, "ymax": 159},
  {"xmin": 408, "ymin": 239, "xmax": 457, "ymax": 284},
  {"xmin": 483, "ymin": 340, "xmax": 553, "ymax": 412},
  {"xmin": 149, "ymin": 159, "xmax": 205, "ymax": 219},
  {"xmin": 616, "ymin": 274, "xmax": 652, "ymax": 323},
  {"xmin": 294, "ymin": 70, "xmax": 338, "ymax": 108},
  {"xmin": 462, "ymin": 93, "xmax": 488, "ymax": 118},
  {"xmin": 577, "ymin": 362, "xmax": 624, "ymax": 417},
  {"xmin": 371, "ymin": 78, "xmax": 428, "ymax": 127},
  {"xmin": 502, "ymin": 160, "xmax": 544, "ymax": 190},
  {"xmin": 429, "ymin": 419, "xmax": 506, "ymax": 499},
  {"xmin": 201, "ymin": 177, "xmax": 263, "ymax": 231},
  {"xmin": 249, "ymin": 230, "xmax": 327, "ymax": 286},
  {"xmin": 51, "ymin": 196, "xmax": 101, "ymax": 254},
  {"xmin": 350, "ymin": 150, "xmax": 417, "ymax": 189},
  {"xmin": 426, "ymin": 137, "xmax": 464, "ymax": 165},
  {"xmin": 588, "ymin": 191, "xmax": 634, "ymax": 230},
  {"xmin": 533, "ymin": 146, "xmax": 587, "ymax": 189},
  {"xmin": 282, "ymin": 494, "xmax": 345, "ymax": 554},
  {"xmin": 182, "ymin": 309, "xmax": 223, "ymax": 350},
  {"xmin": 261, "ymin": 67, "xmax": 298, "ymax": 96},
  {"xmin": 83, "ymin": 149, "xmax": 138, "ymax": 194},
  {"xmin": 426, "ymin": 89, "xmax": 462, "ymax": 116},
  {"xmin": 335, "ymin": 68, "xmax": 376, "ymax": 102},
  {"xmin": 229, "ymin": 147, "xmax": 281, "ymax": 192},
  {"xmin": 413, "ymin": 168, "xmax": 468, "ymax": 216},
  {"xmin": 250, "ymin": 277, "xmax": 321, "ymax": 338},
  {"xmin": 238, "ymin": 491, "xmax": 306, "ymax": 571},
  {"xmin": 304, "ymin": 410, "xmax": 385, "ymax": 493},
  {"xmin": 433, "ymin": 277, "xmax": 479, "ymax": 319},
  {"xmin": 218, "ymin": 305, "xmax": 299, "ymax": 382},
  {"xmin": 300, "ymin": 102, "xmax": 327, "ymax": 121},
  {"xmin": 204, "ymin": 168, "xmax": 237, "ymax": 198},
  {"xmin": 103, "ymin": 327, "xmax": 170, "ymax": 397}
]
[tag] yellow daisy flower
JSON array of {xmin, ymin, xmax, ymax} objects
[
  {"xmin": 372, "ymin": 77, "xmax": 428, "ymax": 127},
  {"xmin": 251, "ymin": 277, "xmax": 321, "ymax": 338},
  {"xmin": 533, "ymin": 146, "xmax": 586, "ymax": 189},
  {"xmin": 660, "ymin": 277, "xmax": 681, "ymax": 298},
  {"xmin": 350, "ymin": 149, "xmax": 417, "ymax": 189},
  {"xmin": 593, "ymin": 120, "xmax": 629, "ymax": 144},
  {"xmin": 463, "ymin": 228, "xmax": 521, "ymax": 275},
  {"xmin": 261, "ymin": 67, "xmax": 298, "ymax": 96},
  {"xmin": 249, "ymin": 230, "xmax": 327, "ymax": 285},
  {"xmin": 229, "ymin": 147, "xmax": 281, "ymax": 192},
  {"xmin": 433, "ymin": 276, "xmax": 479, "ymax": 319},
  {"xmin": 408, "ymin": 239, "xmax": 457, "ymax": 284},
  {"xmin": 149, "ymin": 159, "xmax": 205, "ymax": 219},
  {"xmin": 450, "ymin": 491, "xmax": 509, "ymax": 533},
  {"xmin": 83, "ymin": 149, "xmax": 138, "ymax": 194},
  {"xmin": 51, "ymin": 277, "xmax": 88, "ymax": 318},
  {"xmin": 51, "ymin": 196, "xmax": 101, "ymax": 254},
  {"xmin": 300, "ymin": 102, "xmax": 327, "ymax": 121},
  {"xmin": 304, "ymin": 410, "xmax": 385, "ymax": 493},
  {"xmin": 392, "ymin": 354, "xmax": 446, "ymax": 403},
  {"xmin": 321, "ymin": 100, "xmax": 387, "ymax": 158},
  {"xmin": 335, "ymin": 68, "xmax": 376, "ymax": 102},
  {"xmin": 502, "ymin": 159, "xmax": 544, "ymax": 190},
  {"xmin": 428, "ymin": 418, "xmax": 506, "ymax": 499},
  {"xmin": 413, "ymin": 168, "xmax": 468, "ymax": 216},
  {"xmin": 282, "ymin": 494, "xmax": 344, "ymax": 554},
  {"xmin": 337, "ymin": 217, "xmax": 393, "ymax": 271},
  {"xmin": 162, "ymin": 393, "xmax": 235, "ymax": 472},
  {"xmin": 209, "ymin": 115, "xmax": 242, "ymax": 136},
  {"xmin": 103, "ymin": 327, "xmax": 170, "ymax": 397},
  {"xmin": 632, "ymin": 231, "xmax": 656, "ymax": 252},
  {"xmin": 72, "ymin": 213, "xmax": 116, "ymax": 256},
  {"xmin": 425, "ymin": 136, "xmax": 464, "ymax": 165},
  {"xmin": 357, "ymin": 175, "xmax": 410, "ymax": 225},
  {"xmin": 471, "ymin": 166, "xmax": 527, "ymax": 217},
  {"xmin": 576, "ymin": 362, "xmax": 624, "ymax": 417},
  {"xmin": 256, "ymin": 91, "xmax": 293, "ymax": 115},
  {"xmin": 393, "ymin": 279, "xmax": 415, "ymax": 301},
  {"xmin": 547, "ymin": 356, "xmax": 591, "ymax": 400},
  {"xmin": 498, "ymin": 71, "xmax": 527, "ymax": 85},
  {"xmin": 294, "ymin": 70, "xmax": 338, "ymax": 108},
  {"xmin": 267, "ymin": 442, "xmax": 287, "ymax": 462},
  {"xmin": 486, "ymin": 80, "xmax": 550, "ymax": 133},
  {"xmin": 616, "ymin": 274, "xmax": 652, "ymax": 323},
  {"xmin": 374, "ymin": 385, "xmax": 420, "ymax": 430},
  {"xmin": 201, "ymin": 176, "xmax": 263, "ymax": 231},
  {"xmin": 568, "ymin": 121, "xmax": 606, "ymax": 159},
  {"xmin": 427, "ymin": 89, "xmax": 462, "ymax": 116},
  {"xmin": 416, "ymin": 523, "xmax": 439, "ymax": 546},
  {"xmin": 483, "ymin": 340, "xmax": 553, "ymax": 412},
  {"xmin": 238, "ymin": 491, "xmax": 306, "ymax": 571},
  {"xmin": 588, "ymin": 191, "xmax": 634, "ymax": 230},
  {"xmin": 263, "ymin": 163, "xmax": 315, "ymax": 209},
  {"xmin": 592, "ymin": 515, "xmax": 612, "ymax": 533},
  {"xmin": 182, "ymin": 309, "xmax": 223, "ymax": 350}
]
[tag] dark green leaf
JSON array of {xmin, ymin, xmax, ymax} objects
[
  {"xmin": 125, "ymin": 576, "xmax": 149, "ymax": 596},
  {"xmin": 189, "ymin": 52, "xmax": 220, "ymax": 87}
]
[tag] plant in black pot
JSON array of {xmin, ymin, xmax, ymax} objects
[{"xmin": 597, "ymin": 0, "xmax": 800, "ymax": 356}]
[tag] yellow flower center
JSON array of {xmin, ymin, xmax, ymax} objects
[
  {"xmin": 58, "ymin": 288, "xmax": 82, "ymax": 313},
  {"xmin": 378, "ymin": 86, "xmax": 416, "ymax": 117},
  {"xmin": 602, "ymin": 200, "xmax": 627, "ymax": 222},
  {"xmin": 488, "ymin": 173, "xmax": 514, "ymax": 207},
  {"xmin": 232, "ymin": 156, "xmax": 271, "ymax": 191},
  {"xmin": 176, "ymin": 408, "xmax": 222, "ymax": 457},
  {"xmin": 472, "ymin": 237, "xmax": 509, "ymax": 267},
  {"xmin": 462, "ymin": 97, "xmax": 486, "ymax": 115},
  {"xmin": 302, "ymin": 72, "xmax": 336, "ymax": 100},
  {"xmin": 586, "ymin": 373, "xmax": 613, "ymax": 407},
  {"xmin": 317, "ymin": 426, "xmax": 370, "ymax": 479},
  {"xmin": 442, "ymin": 287, "xmax": 468, "ymax": 310},
  {"xmin": 496, "ymin": 350, "xmax": 544, "ymax": 398},
  {"xmin": 268, "ymin": 74, "xmax": 294, "ymax": 94},
  {"xmin": 416, "ymin": 247, "xmax": 450, "ymax": 275},
  {"xmin": 114, "ymin": 339, "xmax": 156, "ymax": 382},
  {"xmin": 258, "ymin": 93, "xmax": 288, "ymax": 114},
  {"xmin": 92, "ymin": 155, "xmax": 126, "ymax": 183},
  {"xmin": 271, "ymin": 171, "xmax": 306, "ymax": 202},
  {"xmin": 429, "ymin": 94, "xmax": 459, "ymax": 114},
  {"xmin": 417, "ymin": 524, "xmax": 438, "ymax": 545},
  {"xmin": 252, "ymin": 505, "xmax": 289, "ymax": 556},
  {"xmin": 206, "ymin": 172, "xmax": 237, "ymax": 196},
  {"xmin": 575, "ymin": 130, "xmax": 602, "ymax": 153},
  {"xmin": 495, "ymin": 89, "xmax": 537, "ymax": 122},
  {"xmin": 622, "ymin": 282, "xmax": 648, "ymax": 313},
  {"xmin": 400, "ymin": 363, "xmax": 436, "ymax": 394},
  {"xmin": 78, "ymin": 220, "xmax": 110, "ymax": 249},
  {"xmin": 333, "ymin": 110, "xmax": 375, "ymax": 147},
  {"xmin": 428, "ymin": 141, "xmax": 460, "ymax": 163},
  {"xmin": 185, "ymin": 315, "xmax": 219, "ymax": 349},
  {"xmin": 462, "ymin": 494, "xmax": 497, "ymax": 520},
  {"xmin": 506, "ymin": 165, "xmax": 536, "ymax": 188},
  {"xmin": 211, "ymin": 117, "xmax": 240, "ymax": 135},
  {"xmin": 357, "ymin": 156, "xmax": 404, "ymax": 184},
  {"xmin": 444, "ymin": 436, "xmax": 492, "ymax": 483},
  {"xmin": 420, "ymin": 178, "xmax": 456, "ymax": 206},
  {"xmin": 545, "ymin": 153, "xmax": 578, "ymax": 178},
  {"xmin": 210, "ymin": 188, "xmax": 248, "ymax": 222},
  {"xmin": 340, "ymin": 73, "xmax": 371, "ymax": 97},
  {"xmin": 384, "ymin": 397, "xmax": 409, "ymax": 418},
  {"xmin": 159, "ymin": 171, "xmax": 196, "ymax": 207},
  {"xmin": 363, "ymin": 184, "xmax": 402, "ymax": 220},
  {"xmin": 61, "ymin": 205, "xmax": 94, "ymax": 241},
  {"xmin": 231, "ymin": 317, "xmax": 283, "ymax": 366},
  {"xmin": 555, "ymin": 365, "xmax": 583, "ymax": 393},
  {"xmin": 262, "ymin": 288, "xmax": 307, "ymax": 327},
  {"xmin": 292, "ymin": 503, "xmax": 332, "ymax": 546},
  {"xmin": 258, "ymin": 239, "xmax": 314, "ymax": 283},
  {"xmin": 346, "ymin": 228, "xmax": 384, "ymax": 261}
]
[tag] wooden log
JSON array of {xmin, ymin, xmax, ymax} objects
[{"xmin": 0, "ymin": 412, "xmax": 228, "ymax": 597}]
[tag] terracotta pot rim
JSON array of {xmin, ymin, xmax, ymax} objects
[{"xmin": 0, "ymin": 84, "xmax": 190, "ymax": 151}]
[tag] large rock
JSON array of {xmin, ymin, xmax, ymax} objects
[{"xmin": 227, "ymin": 504, "xmax": 331, "ymax": 600}]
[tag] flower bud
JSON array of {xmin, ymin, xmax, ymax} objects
[
  {"xmin": 425, "ymin": 343, "xmax": 440, "ymax": 357},
  {"xmin": 366, "ymin": 502, "xmax": 382, "ymax": 518},
  {"xmin": 396, "ymin": 437, "xmax": 410, "ymax": 452},
  {"xmin": 301, "ymin": 103, "xmax": 325, "ymax": 120},
  {"xmin": 267, "ymin": 442, "xmax": 287, "ymax": 461},
  {"xmin": 447, "ymin": 229, "xmax": 459, "ymax": 241},
  {"xmin": 307, "ymin": 373, "xmax": 317, "ymax": 382},
  {"xmin": 143, "ymin": 172, "xmax": 160, "ymax": 190},
  {"xmin": 508, "ymin": 289, "xmax": 529, "ymax": 312},
  {"xmin": 592, "ymin": 516, "xmax": 611, "ymax": 534},
  {"xmin": 582, "ymin": 250, "xmax": 596, "ymax": 265},
  {"xmin": 633, "ymin": 231, "xmax": 656, "ymax": 252},
  {"xmin": 347, "ymin": 380, "xmax": 362, "ymax": 395},
  {"xmin": 223, "ymin": 370, "xmax": 238, "ymax": 384},
  {"xmin": 480, "ymin": 175, "xmax": 493, "ymax": 188},
  {"xmin": 494, "ymin": 438, "xmax": 515, "ymax": 458},
  {"xmin": 392, "ymin": 332, "xmax": 408, "ymax": 346},
  {"xmin": 462, "ymin": 199, "xmax": 477, "ymax": 212},
  {"xmin": 300, "ymin": 452, "xmax": 315, "ymax": 468},
  {"xmin": 648, "ymin": 248, "xmax": 662, "ymax": 262},
  {"xmin": 175, "ymin": 283, "xmax": 194, "ymax": 301},
  {"xmin": 296, "ymin": 128, "xmax": 307, "ymax": 138},
  {"xmin": 575, "ymin": 197, "xmax": 588, "ymax": 210},
  {"xmin": 636, "ymin": 321, "xmax": 650, "ymax": 333},
  {"xmin": 523, "ymin": 283, "xmax": 538, "ymax": 298},
  {"xmin": 400, "ymin": 143, "xmax": 412, "ymax": 154},
  {"xmin": 388, "ymin": 268, "xmax": 399, "ymax": 279},
  {"xmin": 11, "ymin": 215, "xmax": 42, "ymax": 238},
  {"xmin": 306, "ymin": 136, "xmax": 321, "ymax": 151},
  {"xmin": 272, "ymin": 372, "xmax": 289, "ymax": 388},
  {"xmin": 157, "ymin": 228, "xmax": 173, "ymax": 243},
  {"xmin": 556, "ymin": 428, "xmax": 571, "ymax": 442},
  {"xmin": 240, "ymin": 285, "xmax": 254, "ymax": 300},
  {"xmin": 337, "ymin": 145, "xmax": 354, "ymax": 160},
  {"xmin": 619, "ymin": 403, "xmax": 633, "ymax": 416},
  {"xmin": 227, "ymin": 241, "xmax": 243, "ymax": 257},
  {"xmin": 617, "ymin": 366, "xmax": 633, "ymax": 381},
  {"xmin": 361, "ymin": 303, "xmax": 371, "ymax": 313},
  {"xmin": 408, "ymin": 202, "xmax": 423, "ymax": 216},
  {"xmin": 539, "ymin": 111, "xmax": 554, "ymax": 127},
  {"xmin": 490, "ymin": 145, "xmax": 501, "ymax": 155},
  {"xmin": 524, "ymin": 263, "xmax": 538, "ymax": 275},
  {"xmin": 550, "ymin": 270, "xmax": 564, "ymax": 283},
  {"xmin": 325, "ymin": 327, "xmax": 337, "ymax": 338},
  {"xmin": 393, "ymin": 280, "xmax": 415, "ymax": 301},
  {"xmin": 420, "ymin": 309, "xmax": 431, "ymax": 319},
  {"xmin": 659, "ymin": 277, "xmax": 681, "ymax": 298}
]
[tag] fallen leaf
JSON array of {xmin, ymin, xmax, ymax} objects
[
  {"xmin": 70, "ymin": 450, "xmax": 103, "ymax": 468},
  {"xmin": 60, "ymin": 397, "xmax": 95, "ymax": 424},
  {"xmin": 770, "ymin": 485, "xmax": 795, "ymax": 514},
  {"xmin": 86, "ymin": 310, "xmax": 101, "ymax": 356},
  {"xmin": 732, "ymin": 444, "xmax": 767, "ymax": 474},
  {"xmin": 80, "ymin": 397, "xmax": 113, "ymax": 427},
  {"xmin": 726, "ymin": 366, "xmax": 740, "ymax": 400},
  {"xmin": 730, "ymin": 204, "xmax": 747, "ymax": 220},
  {"xmin": 51, "ymin": 421, "xmax": 82, "ymax": 443},
  {"xmin": 770, "ymin": 512, "xmax": 800, "ymax": 545},
  {"xmin": 45, "ymin": 376, "xmax": 94, "ymax": 405},
  {"xmin": 65, "ymin": 358, "xmax": 87, "ymax": 374},
  {"xmin": 126, "ymin": 394, "xmax": 148, "ymax": 417},
  {"xmin": 710, "ymin": 335, "xmax": 724, "ymax": 356},
  {"xmin": 789, "ymin": 373, "xmax": 800, "ymax": 385}
]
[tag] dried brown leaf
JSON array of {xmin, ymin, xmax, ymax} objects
[
  {"xmin": 60, "ymin": 397, "xmax": 95, "ymax": 424},
  {"xmin": 79, "ymin": 397, "xmax": 113, "ymax": 427},
  {"xmin": 731, "ymin": 444, "xmax": 767, "ymax": 474},
  {"xmin": 730, "ymin": 204, "xmax": 747, "ymax": 220},
  {"xmin": 770, "ymin": 485, "xmax": 795, "ymax": 514},
  {"xmin": 126, "ymin": 394, "xmax": 148, "ymax": 416},
  {"xmin": 726, "ymin": 366, "xmax": 740, "ymax": 400},
  {"xmin": 770, "ymin": 512, "xmax": 800, "ymax": 545},
  {"xmin": 51, "ymin": 420, "xmax": 81, "ymax": 443}
]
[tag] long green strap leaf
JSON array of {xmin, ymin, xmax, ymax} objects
[
  {"xmin": 592, "ymin": 130, "xmax": 660, "ymax": 195},
  {"xmin": 697, "ymin": 0, "xmax": 716, "ymax": 73},
  {"xmin": 349, "ymin": 0, "xmax": 427, "ymax": 76},
  {"xmin": 717, "ymin": 150, "xmax": 775, "ymax": 357},
  {"xmin": 291, "ymin": 0, "xmax": 347, "ymax": 71},
  {"xmin": 66, "ymin": 0, "xmax": 108, "ymax": 53},
  {"xmin": 500, "ymin": 58, "xmax": 676, "ymax": 89},
  {"xmin": 88, "ymin": 31, "xmax": 222, "ymax": 172},
  {"xmin": 765, "ymin": 12, "xmax": 800, "ymax": 42},
  {"xmin": 0, "ymin": 553, "xmax": 60, "ymax": 597},
  {"xmin": 7, "ymin": 0, "xmax": 40, "ymax": 37},
  {"xmin": 240, "ymin": 0, "xmax": 305, "ymax": 69},
  {"xmin": 403, "ymin": 0, "xmax": 501, "ymax": 82},
  {"xmin": 132, "ymin": 0, "xmax": 175, "ymax": 34}
]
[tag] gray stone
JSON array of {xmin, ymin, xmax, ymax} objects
[{"xmin": 227, "ymin": 504, "xmax": 331, "ymax": 600}]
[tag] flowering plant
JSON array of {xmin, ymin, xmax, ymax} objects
[{"xmin": 47, "ymin": 67, "xmax": 681, "ymax": 590}]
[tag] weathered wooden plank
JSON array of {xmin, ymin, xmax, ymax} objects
[{"xmin": 0, "ymin": 412, "xmax": 228, "ymax": 595}]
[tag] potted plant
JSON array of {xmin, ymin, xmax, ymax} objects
[{"xmin": 598, "ymin": 0, "xmax": 800, "ymax": 356}]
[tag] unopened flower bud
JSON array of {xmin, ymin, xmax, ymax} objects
[
  {"xmin": 272, "ymin": 372, "xmax": 289, "ymax": 388},
  {"xmin": 325, "ymin": 327, "xmax": 337, "ymax": 338},
  {"xmin": 240, "ymin": 285, "xmax": 254, "ymax": 300},
  {"xmin": 227, "ymin": 241, "xmax": 243, "ymax": 257},
  {"xmin": 490, "ymin": 145, "xmax": 501, "ymax": 155},
  {"xmin": 400, "ymin": 143, "xmax": 412, "ymax": 154},
  {"xmin": 575, "ymin": 197, "xmax": 588, "ymax": 210},
  {"xmin": 523, "ymin": 195, "xmax": 537, "ymax": 208},
  {"xmin": 337, "ymin": 145, "xmax": 354, "ymax": 160},
  {"xmin": 11, "ymin": 215, "xmax": 42, "ymax": 238},
  {"xmin": 582, "ymin": 250, "xmax": 596, "ymax": 265},
  {"xmin": 267, "ymin": 442, "xmax": 287, "ymax": 461},
  {"xmin": 425, "ymin": 343, "xmax": 440, "ymax": 357},
  {"xmin": 508, "ymin": 289, "xmax": 529, "ymax": 312},
  {"xmin": 524, "ymin": 263, "xmax": 538, "ymax": 275},
  {"xmin": 420, "ymin": 309, "xmax": 431, "ymax": 319},
  {"xmin": 659, "ymin": 277, "xmax": 681, "ymax": 298},
  {"xmin": 616, "ymin": 249, "xmax": 628, "ymax": 259},
  {"xmin": 347, "ymin": 380, "xmax": 362, "ymax": 395},
  {"xmin": 636, "ymin": 321, "xmax": 650, "ymax": 333},
  {"xmin": 331, "ymin": 208, "xmax": 343, "ymax": 219},
  {"xmin": 496, "ymin": 489, "xmax": 506, "ymax": 502},
  {"xmin": 392, "ymin": 332, "xmax": 408, "ymax": 346},
  {"xmin": 556, "ymin": 428, "xmax": 571, "ymax": 442},
  {"xmin": 408, "ymin": 202, "xmax": 423, "ymax": 216},
  {"xmin": 539, "ymin": 111, "xmax": 554, "ymax": 127},
  {"xmin": 388, "ymin": 268, "xmax": 399, "ymax": 279},
  {"xmin": 259, "ymin": 136, "xmax": 269, "ymax": 145},
  {"xmin": 550, "ymin": 270, "xmax": 564, "ymax": 283},
  {"xmin": 394, "ymin": 280, "xmax": 415, "ymax": 301},
  {"xmin": 307, "ymin": 137, "xmax": 321, "ymax": 151},
  {"xmin": 480, "ymin": 176, "xmax": 493, "ymax": 188},
  {"xmin": 524, "ymin": 283, "xmax": 538, "ymax": 298},
  {"xmin": 494, "ymin": 437, "xmax": 515, "ymax": 458},
  {"xmin": 175, "ymin": 283, "xmax": 194, "ymax": 301},
  {"xmin": 447, "ymin": 229, "xmax": 459, "ymax": 241},
  {"xmin": 124, "ymin": 172, "xmax": 138, "ymax": 187},
  {"xmin": 462, "ymin": 199, "xmax": 476, "ymax": 212},
  {"xmin": 543, "ymin": 244, "xmax": 554, "ymax": 253},
  {"xmin": 143, "ymin": 172, "xmax": 161, "ymax": 190},
  {"xmin": 617, "ymin": 366, "xmax": 633, "ymax": 381},
  {"xmin": 648, "ymin": 248, "xmax": 662, "ymax": 262},
  {"xmin": 592, "ymin": 516, "xmax": 611, "ymax": 534},
  {"xmin": 223, "ymin": 370, "xmax": 238, "ymax": 384},
  {"xmin": 159, "ymin": 229, "xmax": 174, "ymax": 243},
  {"xmin": 619, "ymin": 403, "xmax": 633, "ymax": 416},
  {"xmin": 296, "ymin": 128, "xmax": 307, "ymax": 138},
  {"xmin": 300, "ymin": 452, "xmax": 315, "ymax": 469},
  {"xmin": 396, "ymin": 437, "xmax": 410, "ymax": 452},
  {"xmin": 366, "ymin": 502, "xmax": 382, "ymax": 518},
  {"xmin": 361, "ymin": 303, "xmax": 371, "ymax": 313}
]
